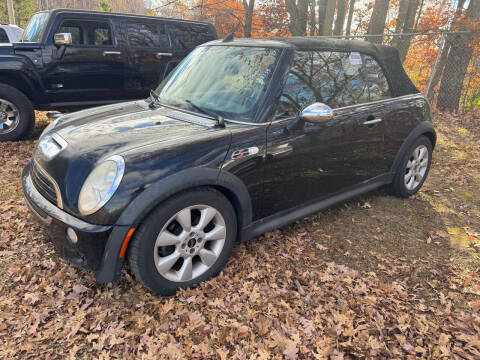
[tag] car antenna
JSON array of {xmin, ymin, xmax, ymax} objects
[{"xmin": 222, "ymin": 22, "xmax": 241, "ymax": 42}]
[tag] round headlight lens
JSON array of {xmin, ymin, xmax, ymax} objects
[{"xmin": 78, "ymin": 155, "xmax": 125, "ymax": 215}]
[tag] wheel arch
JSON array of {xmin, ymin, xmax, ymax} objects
[
  {"xmin": 0, "ymin": 71, "xmax": 41, "ymax": 106},
  {"xmin": 390, "ymin": 121, "xmax": 436, "ymax": 174},
  {"xmin": 96, "ymin": 167, "xmax": 252, "ymax": 283}
]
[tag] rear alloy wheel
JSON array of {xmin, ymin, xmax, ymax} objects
[
  {"xmin": 390, "ymin": 135, "xmax": 432, "ymax": 198},
  {"xmin": 128, "ymin": 188, "xmax": 237, "ymax": 295}
]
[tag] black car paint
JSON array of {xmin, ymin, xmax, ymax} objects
[
  {"xmin": 22, "ymin": 38, "xmax": 435, "ymax": 284},
  {"xmin": 0, "ymin": 9, "xmax": 217, "ymax": 111}
]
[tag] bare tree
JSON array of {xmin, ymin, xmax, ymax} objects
[
  {"xmin": 428, "ymin": 0, "xmax": 466, "ymax": 100},
  {"xmin": 321, "ymin": 0, "xmax": 335, "ymax": 35},
  {"xmin": 242, "ymin": 0, "xmax": 255, "ymax": 37},
  {"xmin": 367, "ymin": 0, "xmax": 390, "ymax": 43},
  {"xmin": 437, "ymin": 0, "xmax": 480, "ymax": 112},
  {"xmin": 392, "ymin": 0, "xmax": 420, "ymax": 61},
  {"xmin": 309, "ymin": 0, "xmax": 316, "ymax": 36},
  {"xmin": 345, "ymin": 0, "xmax": 355, "ymax": 36},
  {"xmin": 333, "ymin": 0, "xmax": 346, "ymax": 35},
  {"xmin": 285, "ymin": 0, "xmax": 309, "ymax": 36}
]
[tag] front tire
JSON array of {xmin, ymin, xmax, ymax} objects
[
  {"xmin": 389, "ymin": 135, "xmax": 432, "ymax": 198},
  {"xmin": 127, "ymin": 188, "xmax": 237, "ymax": 295},
  {"xmin": 0, "ymin": 84, "xmax": 35, "ymax": 142}
]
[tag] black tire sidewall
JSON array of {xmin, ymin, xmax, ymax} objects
[
  {"xmin": 0, "ymin": 84, "xmax": 35, "ymax": 141},
  {"xmin": 128, "ymin": 189, "xmax": 237, "ymax": 295},
  {"xmin": 394, "ymin": 136, "xmax": 433, "ymax": 197}
]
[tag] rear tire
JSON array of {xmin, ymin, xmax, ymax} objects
[
  {"xmin": 0, "ymin": 84, "xmax": 35, "ymax": 142},
  {"xmin": 389, "ymin": 135, "xmax": 432, "ymax": 198},
  {"xmin": 127, "ymin": 188, "xmax": 237, "ymax": 295}
]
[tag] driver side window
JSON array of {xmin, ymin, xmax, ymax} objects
[{"xmin": 275, "ymin": 72, "xmax": 315, "ymax": 119}]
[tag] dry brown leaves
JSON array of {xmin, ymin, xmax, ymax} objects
[{"xmin": 0, "ymin": 111, "xmax": 479, "ymax": 359}]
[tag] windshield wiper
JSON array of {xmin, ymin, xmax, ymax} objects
[
  {"xmin": 149, "ymin": 90, "xmax": 161, "ymax": 108},
  {"xmin": 186, "ymin": 100, "xmax": 225, "ymax": 128}
]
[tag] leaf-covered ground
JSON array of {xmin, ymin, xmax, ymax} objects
[{"xmin": 1, "ymin": 112, "xmax": 479, "ymax": 359}]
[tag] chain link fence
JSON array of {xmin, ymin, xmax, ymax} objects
[{"xmin": 320, "ymin": 31, "xmax": 479, "ymax": 112}]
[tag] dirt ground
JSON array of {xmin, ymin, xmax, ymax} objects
[{"xmin": 0, "ymin": 112, "xmax": 479, "ymax": 359}]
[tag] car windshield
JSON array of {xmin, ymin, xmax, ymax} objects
[
  {"xmin": 154, "ymin": 45, "xmax": 281, "ymax": 122},
  {"xmin": 21, "ymin": 12, "xmax": 49, "ymax": 42}
]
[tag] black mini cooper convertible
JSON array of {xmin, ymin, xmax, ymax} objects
[{"xmin": 23, "ymin": 37, "xmax": 436, "ymax": 295}]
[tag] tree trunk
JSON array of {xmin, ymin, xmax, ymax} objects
[
  {"xmin": 310, "ymin": 0, "xmax": 316, "ymax": 35},
  {"xmin": 427, "ymin": 0, "xmax": 467, "ymax": 101},
  {"xmin": 286, "ymin": 0, "xmax": 310, "ymax": 36},
  {"xmin": 392, "ymin": 0, "xmax": 420, "ymax": 61},
  {"xmin": 367, "ymin": 0, "xmax": 390, "ymax": 43},
  {"xmin": 437, "ymin": 0, "xmax": 480, "ymax": 112},
  {"xmin": 242, "ymin": 0, "xmax": 255, "ymax": 37},
  {"xmin": 333, "ymin": 0, "xmax": 347, "ymax": 35},
  {"xmin": 321, "ymin": 0, "xmax": 336, "ymax": 35},
  {"xmin": 317, "ymin": 0, "xmax": 328, "ymax": 35},
  {"xmin": 345, "ymin": 0, "xmax": 355, "ymax": 36},
  {"xmin": 395, "ymin": 0, "xmax": 409, "ymax": 33}
]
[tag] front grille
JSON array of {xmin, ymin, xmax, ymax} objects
[{"xmin": 30, "ymin": 162, "xmax": 58, "ymax": 206}]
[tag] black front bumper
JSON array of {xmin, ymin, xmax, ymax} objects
[{"xmin": 22, "ymin": 162, "xmax": 129, "ymax": 283}]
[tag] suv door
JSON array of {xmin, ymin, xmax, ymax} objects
[
  {"xmin": 124, "ymin": 21, "xmax": 172, "ymax": 99},
  {"xmin": 41, "ymin": 17, "xmax": 125, "ymax": 105},
  {"xmin": 262, "ymin": 49, "xmax": 386, "ymax": 216}
]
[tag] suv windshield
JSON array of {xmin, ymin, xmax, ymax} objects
[
  {"xmin": 21, "ymin": 12, "xmax": 49, "ymax": 42},
  {"xmin": 154, "ymin": 45, "xmax": 281, "ymax": 122}
]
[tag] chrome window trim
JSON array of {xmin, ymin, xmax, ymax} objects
[{"xmin": 270, "ymin": 93, "xmax": 424, "ymax": 124}]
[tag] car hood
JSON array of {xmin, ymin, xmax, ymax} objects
[{"xmin": 51, "ymin": 100, "xmax": 224, "ymax": 159}]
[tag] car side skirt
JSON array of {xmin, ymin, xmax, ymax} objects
[{"xmin": 240, "ymin": 173, "xmax": 394, "ymax": 242}]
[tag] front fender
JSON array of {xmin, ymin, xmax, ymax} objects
[
  {"xmin": 96, "ymin": 167, "xmax": 252, "ymax": 283},
  {"xmin": 0, "ymin": 56, "xmax": 44, "ymax": 104}
]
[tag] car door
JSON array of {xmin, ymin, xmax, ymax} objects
[
  {"xmin": 41, "ymin": 17, "xmax": 125, "ymax": 105},
  {"xmin": 124, "ymin": 20, "xmax": 173, "ymax": 99},
  {"xmin": 262, "ymin": 49, "xmax": 385, "ymax": 217}
]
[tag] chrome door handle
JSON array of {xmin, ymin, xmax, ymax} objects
[
  {"xmin": 363, "ymin": 118, "xmax": 382, "ymax": 125},
  {"xmin": 155, "ymin": 52, "xmax": 173, "ymax": 59},
  {"xmin": 103, "ymin": 51, "xmax": 121, "ymax": 56}
]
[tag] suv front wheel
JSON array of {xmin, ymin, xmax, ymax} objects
[
  {"xmin": 0, "ymin": 84, "xmax": 35, "ymax": 142},
  {"xmin": 127, "ymin": 188, "xmax": 237, "ymax": 295}
]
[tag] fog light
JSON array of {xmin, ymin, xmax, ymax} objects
[{"xmin": 67, "ymin": 228, "xmax": 78, "ymax": 244}]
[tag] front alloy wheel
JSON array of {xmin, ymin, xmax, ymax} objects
[
  {"xmin": 128, "ymin": 188, "xmax": 237, "ymax": 295},
  {"xmin": 154, "ymin": 205, "xmax": 227, "ymax": 282}
]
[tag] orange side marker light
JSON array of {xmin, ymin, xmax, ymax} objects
[{"xmin": 119, "ymin": 228, "xmax": 136, "ymax": 258}]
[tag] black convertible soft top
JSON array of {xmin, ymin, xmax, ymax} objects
[{"xmin": 208, "ymin": 37, "xmax": 419, "ymax": 98}]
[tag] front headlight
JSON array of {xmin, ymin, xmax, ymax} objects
[{"xmin": 78, "ymin": 155, "xmax": 125, "ymax": 215}]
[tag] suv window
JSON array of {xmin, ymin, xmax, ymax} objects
[
  {"xmin": 276, "ymin": 50, "xmax": 386, "ymax": 119},
  {"xmin": 169, "ymin": 23, "xmax": 212, "ymax": 50},
  {"xmin": 127, "ymin": 22, "xmax": 169, "ymax": 48},
  {"xmin": 59, "ymin": 22, "xmax": 83, "ymax": 45},
  {"xmin": 57, "ymin": 20, "xmax": 112, "ymax": 47},
  {"xmin": 92, "ymin": 24, "xmax": 112, "ymax": 46},
  {"xmin": 0, "ymin": 28, "xmax": 9, "ymax": 43}
]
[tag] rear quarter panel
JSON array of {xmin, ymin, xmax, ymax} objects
[{"xmin": 383, "ymin": 93, "xmax": 430, "ymax": 167}]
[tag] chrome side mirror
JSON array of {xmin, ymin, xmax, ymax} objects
[
  {"xmin": 54, "ymin": 33, "xmax": 72, "ymax": 45},
  {"xmin": 300, "ymin": 103, "xmax": 333, "ymax": 123}
]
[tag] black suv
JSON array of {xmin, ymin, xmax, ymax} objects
[
  {"xmin": 0, "ymin": 9, "xmax": 217, "ymax": 141},
  {"xmin": 22, "ymin": 37, "xmax": 436, "ymax": 295}
]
